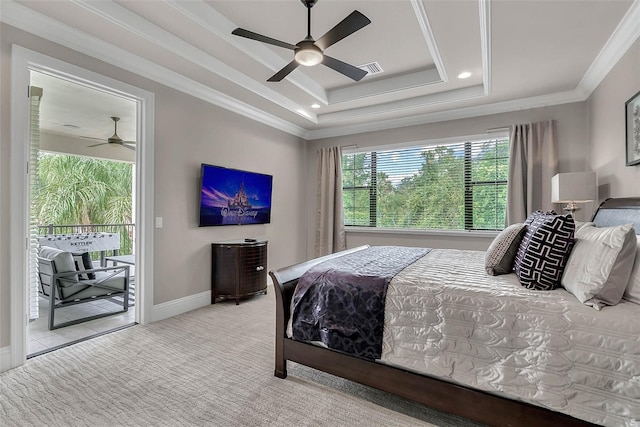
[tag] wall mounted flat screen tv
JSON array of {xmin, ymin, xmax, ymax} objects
[{"xmin": 199, "ymin": 164, "xmax": 273, "ymax": 226}]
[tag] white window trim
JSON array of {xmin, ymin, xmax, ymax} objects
[
  {"xmin": 345, "ymin": 226, "xmax": 499, "ymax": 238},
  {"xmin": 342, "ymin": 132, "xmax": 509, "ymax": 155}
]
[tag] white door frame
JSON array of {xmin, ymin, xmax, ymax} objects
[{"xmin": 10, "ymin": 45, "xmax": 155, "ymax": 369}]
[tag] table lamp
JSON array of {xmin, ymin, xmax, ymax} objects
[{"xmin": 551, "ymin": 172, "xmax": 597, "ymax": 215}]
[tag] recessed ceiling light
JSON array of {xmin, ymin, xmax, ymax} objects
[
  {"xmin": 457, "ymin": 71, "xmax": 471, "ymax": 79},
  {"xmin": 311, "ymin": 103, "xmax": 321, "ymax": 109}
]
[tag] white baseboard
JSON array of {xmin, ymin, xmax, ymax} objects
[
  {"xmin": 150, "ymin": 279, "xmax": 273, "ymax": 323},
  {"xmin": 151, "ymin": 290, "xmax": 211, "ymax": 323},
  {"xmin": 1, "ymin": 346, "xmax": 12, "ymax": 373}
]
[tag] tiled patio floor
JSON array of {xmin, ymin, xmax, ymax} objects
[{"xmin": 28, "ymin": 295, "xmax": 136, "ymax": 356}]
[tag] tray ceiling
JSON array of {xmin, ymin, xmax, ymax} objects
[{"xmin": 2, "ymin": 0, "xmax": 639, "ymax": 140}]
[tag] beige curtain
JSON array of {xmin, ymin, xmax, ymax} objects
[
  {"xmin": 315, "ymin": 146, "xmax": 346, "ymax": 256},
  {"xmin": 506, "ymin": 120, "xmax": 558, "ymax": 225}
]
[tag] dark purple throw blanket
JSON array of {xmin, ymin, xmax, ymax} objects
[{"xmin": 291, "ymin": 246, "xmax": 431, "ymax": 360}]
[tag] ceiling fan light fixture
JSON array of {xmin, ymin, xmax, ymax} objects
[
  {"xmin": 232, "ymin": 2, "xmax": 370, "ymax": 81},
  {"xmin": 295, "ymin": 42, "xmax": 323, "ymax": 66}
]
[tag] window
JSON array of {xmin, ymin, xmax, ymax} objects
[{"xmin": 342, "ymin": 136, "xmax": 510, "ymax": 231}]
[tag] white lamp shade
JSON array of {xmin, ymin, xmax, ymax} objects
[{"xmin": 551, "ymin": 172, "xmax": 597, "ymax": 203}]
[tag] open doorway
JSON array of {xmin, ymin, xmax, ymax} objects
[
  {"xmin": 9, "ymin": 46, "xmax": 155, "ymax": 370},
  {"xmin": 27, "ymin": 70, "xmax": 138, "ymax": 356}
]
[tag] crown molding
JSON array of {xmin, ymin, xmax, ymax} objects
[
  {"xmin": 164, "ymin": 0, "xmax": 328, "ymax": 105},
  {"xmin": 322, "ymin": 0, "xmax": 451, "ymax": 105},
  {"xmin": 305, "ymin": 90, "xmax": 584, "ymax": 140},
  {"xmin": 319, "ymin": 85, "xmax": 485, "ymax": 124},
  {"xmin": 171, "ymin": 0, "xmax": 450, "ymax": 107},
  {"xmin": 306, "ymin": 0, "xmax": 638, "ymax": 139},
  {"xmin": 322, "ymin": 0, "xmax": 490, "ymax": 122},
  {"xmin": 71, "ymin": 0, "xmax": 316, "ymax": 123},
  {"xmin": 3, "ymin": 0, "xmax": 635, "ymax": 142},
  {"xmin": 479, "ymin": 0, "xmax": 491, "ymax": 95},
  {"xmin": 0, "ymin": 0, "xmax": 307, "ymax": 138},
  {"xmin": 576, "ymin": 0, "xmax": 640, "ymax": 96},
  {"xmin": 140, "ymin": 0, "xmax": 456, "ymax": 112},
  {"xmin": 0, "ymin": 0, "xmax": 493, "ymax": 131},
  {"xmin": 321, "ymin": 0, "xmax": 489, "ymax": 119},
  {"xmin": 327, "ymin": 68, "xmax": 441, "ymax": 104},
  {"xmin": 410, "ymin": 0, "xmax": 447, "ymax": 82}
]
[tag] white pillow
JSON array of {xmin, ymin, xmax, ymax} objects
[
  {"xmin": 574, "ymin": 221, "xmax": 595, "ymax": 232},
  {"xmin": 39, "ymin": 246, "xmax": 76, "ymax": 273},
  {"xmin": 622, "ymin": 236, "xmax": 640, "ymax": 304},
  {"xmin": 562, "ymin": 223, "xmax": 637, "ymax": 310},
  {"xmin": 39, "ymin": 245, "xmax": 79, "ymax": 285}
]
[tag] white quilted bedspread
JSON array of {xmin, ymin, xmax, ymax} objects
[{"xmin": 381, "ymin": 249, "xmax": 640, "ymax": 426}]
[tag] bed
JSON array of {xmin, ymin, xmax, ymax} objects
[{"xmin": 269, "ymin": 197, "xmax": 640, "ymax": 427}]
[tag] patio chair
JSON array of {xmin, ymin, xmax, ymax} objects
[{"xmin": 38, "ymin": 246, "xmax": 130, "ymax": 330}]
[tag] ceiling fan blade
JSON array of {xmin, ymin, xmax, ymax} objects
[
  {"xmin": 232, "ymin": 28, "xmax": 298, "ymax": 50},
  {"xmin": 122, "ymin": 144, "xmax": 136, "ymax": 151},
  {"xmin": 267, "ymin": 60, "xmax": 300, "ymax": 82},
  {"xmin": 322, "ymin": 55, "xmax": 368, "ymax": 81},
  {"xmin": 315, "ymin": 10, "xmax": 371, "ymax": 51},
  {"xmin": 78, "ymin": 135, "xmax": 106, "ymax": 141},
  {"xmin": 87, "ymin": 142, "xmax": 108, "ymax": 148}
]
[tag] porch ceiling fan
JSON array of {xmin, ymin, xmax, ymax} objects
[
  {"xmin": 84, "ymin": 116, "xmax": 136, "ymax": 151},
  {"xmin": 231, "ymin": 0, "xmax": 371, "ymax": 82}
]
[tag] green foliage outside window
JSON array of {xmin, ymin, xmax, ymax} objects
[
  {"xmin": 34, "ymin": 153, "xmax": 134, "ymax": 255},
  {"xmin": 342, "ymin": 137, "xmax": 509, "ymax": 231}
]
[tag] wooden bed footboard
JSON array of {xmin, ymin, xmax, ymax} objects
[
  {"xmin": 269, "ymin": 245, "xmax": 370, "ymax": 378},
  {"xmin": 268, "ymin": 245, "xmax": 596, "ymax": 427}
]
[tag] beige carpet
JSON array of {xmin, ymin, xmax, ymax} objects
[{"xmin": 1, "ymin": 290, "xmax": 483, "ymax": 427}]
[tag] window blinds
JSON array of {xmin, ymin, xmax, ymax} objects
[
  {"xmin": 342, "ymin": 137, "xmax": 509, "ymax": 231},
  {"xmin": 29, "ymin": 86, "xmax": 43, "ymax": 320}
]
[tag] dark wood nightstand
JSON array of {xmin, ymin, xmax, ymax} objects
[{"xmin": 211, "ymin": 239, "xmax": 267, "ymax": 304}]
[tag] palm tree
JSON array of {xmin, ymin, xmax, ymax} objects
[{"xmin": 34, "ymin": 152, "xmax": 133, "ymax": 253}]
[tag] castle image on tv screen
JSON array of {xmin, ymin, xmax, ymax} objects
[{"xmin": 199, "ymin": 165, "xmax": 273, "ymax": 226}]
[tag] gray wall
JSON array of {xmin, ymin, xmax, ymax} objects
[
  {"xmin": 0, "ymin": 23, "xmax": 307, "ymax": 348},
  {"xmin": 587, "ymin": 39, "xmax": 640, "ymax": 197},
  {"xmin": 306, "ymin": 102, "xmax": 590, "ymax": 255},
  {"xmin": 2, "ymin": 23, "xmax": 639, "ymax": 352}
]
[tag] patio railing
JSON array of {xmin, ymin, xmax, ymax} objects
[{"xmin": 38, "ymin": 223, "xmax": 135, "ymax": 256}]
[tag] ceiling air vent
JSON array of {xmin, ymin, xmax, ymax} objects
[{"xmin": 357, "ymin": 61, "xmax": 384, "ymax": 77}]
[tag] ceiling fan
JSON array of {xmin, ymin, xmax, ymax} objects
[
  {"xmin": 86, "ymin": 116, "xmax": 135, "ymax": 151},
  {"xmin": 231, "ymin": 0, "xmax": 371, "ymax": 82}
]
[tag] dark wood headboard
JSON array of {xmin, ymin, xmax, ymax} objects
[{"xmin": 591, "ymin": 197, "xmax": 640, "ymax": 232}]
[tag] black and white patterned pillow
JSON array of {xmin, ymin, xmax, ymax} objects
[{"xmin": 513, "ymin": 211, "xmax": 575, "ymax": 290}]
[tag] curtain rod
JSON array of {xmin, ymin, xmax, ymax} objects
[
  {"xmin": 342, "ymin": 144, "xmax": 358, "ymax": 149},
  {"xmin": 486, "ymin": 126, "xmax": 510, "ymax": 133},
  {"xmin": 488, "ymin": 120, "xmax": 558, "ymax": 133}
]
